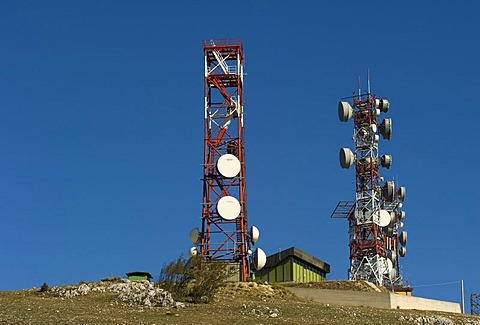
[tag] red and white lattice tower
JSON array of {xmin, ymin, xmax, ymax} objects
[
  {"xmin": 332, "ymin": 78, "xmax": 408, "ymax": 286},
  {"xmin": 189, "ymin": 39, "xmax": 265, "ymax": 281}
]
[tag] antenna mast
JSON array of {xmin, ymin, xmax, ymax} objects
[
  {"xmin": 333, "ymin": 76, "xmax": 408, "ymax": 286},
  {"xmin": 188, "ymin": 39, "xmax": 266, "ymax": 281}
]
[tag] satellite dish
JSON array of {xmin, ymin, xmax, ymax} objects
[
  {"xmin": 189, "ymin": 228, "xmax": 201, "ymax": 245},
  {"xmin": 386, "ymin": 258, "xmax": 393, "ymax": 274},
  {"xmin": 399, "ymin": 211, "xmax": 406, "ymax": 221},
  {"xmin": 383, "ymin": 181, "xmax": 395, "ymax": 202},
  {"xmin": 389, "ymin": 250, "xmax": 398, "ymax": 264},
  {"xmin": 339, "ymin": 148, "xmax": 355, "ymax": 169},
  {"xmin": 388, "ymin": 211, "xmax": 396, "ymax": 227},
  {"xmin": 379, "ymin": 210, "xmax": 391, "ymax": 227},
  {"xmin": 373, "ymin": 134, "xmax": 380, "ymax": 143},
  {"xmin": 397, "ymin": 202, "xmax": 403, "ymax": 209},
  {"xmin": 217, "ymin": 196, "xmax": 241, "ymax": 220},
  {"xmin": 380, "ymin": 154, "xmax": 392, "ymax": 169},
  {"xmin": 399, "ymin": 231, "xmax": 408, "ymax": 246},
  {"xmin": 399, "ymin": 246, "xmax": 406, "ymax": 257},
  {"xmin": 398, "ymin": 186, "xmax": 406, "ymax": 202},
  {"xmin": 217, "ymin": 154, "xmax": 241, "ymax": 178},
  {"xmin": 370, "ymin": 124, "xmax": 377, "ymax": 133},
  {"xmin": 253, "ymin": 248, "xmax": 267, "ymax": 271},
  {"xmin": 338, "ymin": 101, "xmax": 353, "ymax": 122},
  {"xmin": 375, "ymin": 109, "xmax": 381, "ymax": 116},
  {"xmin": 375, "ymin": 98, "xmax": 390, "ymax": 113},
  {"xmin": 250, "ymin": 225, "xmax": 260, "ymax": 244},
  {"xmin": 399, "ymin": 221, "xmax": 404, "ymax": 228},
  {"xmin": 188, "ymin": 246, "xmax": 198, "ymax": 258},
  {"xmin": 379, "ymin": 118, "xmax": 392, "ymax": 140}
]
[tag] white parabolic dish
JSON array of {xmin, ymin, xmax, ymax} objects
[
  {"xmin": 189, "ymin": 228, "xmax": 201, "ymax": 245},
  {"xmin": 250, "ymin": 225, "xmax": 260, "ymax": 244},
  {"xmin": 217, "ymin": 196, "xmax": 241, "ymax": 220},
  {"xmin": 254, "ymin": 248, "xmax": 267, "ymax": 271},
  {"xmin": 217, "ymin": 154, "xmax": 241, "ymax": 178},
  {"xmin": 189, "ymin": 246, "xmax": 198, "ymax": 258},
  {"xmin": 379, "ymin": 210, "xmax": 391, "ymax": 227}
]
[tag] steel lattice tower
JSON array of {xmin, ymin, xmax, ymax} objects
[
  {"xmin": 188, "ymin": 39, "xmax": 252, "ymax": 281},
  {"xmin": 332, "ymin": 79, "xmax": 407, "ymax": 287}
]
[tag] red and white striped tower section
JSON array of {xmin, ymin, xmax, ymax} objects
[
  {"xmin": 335, "ymin": 82, "xmax": 407, "ymax": 286},
  {"xmin": 188, "ymin": 39, "xmax": 266, "ymax": 282}
]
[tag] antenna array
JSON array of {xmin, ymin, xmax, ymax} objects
[{"xmin": 333, "ymin": 78, "xmax": 408, "ymax": 286}]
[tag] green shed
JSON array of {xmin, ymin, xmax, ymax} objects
[
  {"xmin": 126, "ymin": 271, "xmax": 153, "ymax": 282},
  {"xmin": 255, "ymin": 247, "xmax": 330, "ymax": 283}
]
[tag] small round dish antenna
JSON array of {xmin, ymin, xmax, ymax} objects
[
  {"xmin": 379, "ymin": 210, "xmax": 391, "ymax": 227},
  {"xmin": 398, "ymin": 211, "xmax": 405, "ymax": 221},
  {"xmin": 399, "ymin": 246, "xmax": 406, "ymax": 257},
  {"xmin": 189, "ymin": 228, "xmax": 201, "ymax": 245},
  {"xmin": 188, "ymin": 246, "xmax": 198, "ymax": 258},
  {"xmin": 375, "ymin": 98, "xmax": 390, "ymax": 113},
  {"xmin": 383, "ymin": 181, "xmax": 395, "ymax": 202},
  {"xmin": 397, "ymin": 186, "xmax": 406, "ymax": 202},
  {"xmin": 399, "ymin": 231, "xmax": 408, "ymax": 246},
  {"xmin": 389, "ymin": 250, "xmax": 397, "ymax": 264},
  {"xmin": 217, "ymin": 196, "xmax": 241, "ymax": 220},
  {"xmin": 250, "ymin": 225, "xmax": 260, "ymax": 244},
  {"xmin": 380, "ymin": 154, "xmax": 392, "ymax": 169},
  {"xmin": 386, "ymin": 258, "xmax": 393, "ymax": 273},
  {"xmin": 217, "ymin": 154, "xmax": 241, "ymax": 178},
  {"xmin": 338, "ymin": 101, "xmax": 353, "ymax": 122},
  {"xmin": 339, "ymin": 148, "xmax": 355, "ymax": 169},
  {"xmin": 253, "ymin": 248, "xmax": 267, "ymax": 271},
  {"xmin": 370, "ymin": 124, "xmax": 377, "ymax": 133},
  {"xmin": 379, "ymin": 118, "xmax": 392, "ymax": 140}
]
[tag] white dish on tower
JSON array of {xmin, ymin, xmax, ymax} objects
[
  {"xmin": 380, "ymin": 118, "xmax": 392, "ymax": 140},
  {"xmin": 398, "ymin": 186, "xmax": 406, "ymax": 202},
  {"xmin": 250, "ymin": 225, "xmax": 260, "ymax": 244},
  {"xmin": 386, "ymin": 258, "xmax": 393, "ymax": 273},
  {"xmin": 217, "ymin": 154, "xmax": 241, "ymax": 178},
  {"xmin": 189, "ymin": 228, "xmax": 201, "ymax": 245},
  {"xmin": 389, "ymin": 250, "xmax": 397, "ymax": 264},
  {"xmin": 338, "ymin": 101, "xmax": 353, "ymax": 122},
  {"xmin": 379, "ymin": 210, "xmax": 391, "ymax": 227},
  {"xmin": 189, "ymin": 246, "xmax": 198, "ymax": 258},
  {"xmin": 339, "ymin": 148, "xmax": 355, "ymax": 169},
  {"xmin": 217, "ymin": 196, "xmax": 241, "ymax": 220},
  {"xmin": 399, "ymin": 231, "xmax": 408, "ymax": 246},
  {"xmin": 253, "ymin": 248, "xmax": 267, "ymax": 271},
  {"xmin": 399, "ymin": 246, "xmax": 406, "ymax": 257}
]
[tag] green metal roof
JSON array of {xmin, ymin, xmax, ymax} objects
[
  {"xmin": 263, "ymin": 247, "xmax": 330, "ymax": 273},
  {"xmin": 125, "ymin": 271, "xmax": 153, "ymax": 279}
]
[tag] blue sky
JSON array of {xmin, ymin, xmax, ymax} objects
[{"xmin": 0, "ymin": 0, "xmax": 479, "ymax": 310}]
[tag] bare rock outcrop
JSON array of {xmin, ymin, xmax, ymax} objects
[{"xmin": 49, "ymin": 279, "xmax": 176, "ymax": 308}]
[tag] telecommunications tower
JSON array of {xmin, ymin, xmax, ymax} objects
[
  {"xmin": 331, "ymin": 76, "xmax": 408, "ymax": 286},
  {"xmin": 189, "ymin": 39, "xmax": 266, "ymax": 281}
]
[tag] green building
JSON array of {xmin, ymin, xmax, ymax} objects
[
  {"xmin": 255, "ymin": 247, "xmax": 330, "ymax": 283},
  {"xmin": 126, "ymin": 271, "xmax": 153, "ymax": 282}
]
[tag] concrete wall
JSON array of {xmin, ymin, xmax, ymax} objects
[
  {"xmin": 390, "ymin": 294, "xmax": 460, "ymax": 313},
  {"xmin": 287, "ymin": 287, "xmax": 460, "ymax": 314}
]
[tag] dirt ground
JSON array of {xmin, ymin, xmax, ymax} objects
[{"xmin": 0, "ymin": 281, "xmax": 479, "ymax": 325}]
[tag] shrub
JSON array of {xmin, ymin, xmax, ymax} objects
[{"xmin": 158, "ymin": 255, "xmax": 233, "ymax": 303}]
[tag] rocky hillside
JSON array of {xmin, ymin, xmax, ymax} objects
[{"xmin": 1, "ymin": 280, "xmax": 479, "ymax": 325}]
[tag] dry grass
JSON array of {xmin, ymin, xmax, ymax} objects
[{"xmin": 1, "ymin": 282, "xmax": 479, "ymax": 325}]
